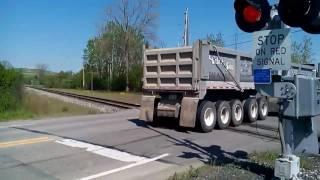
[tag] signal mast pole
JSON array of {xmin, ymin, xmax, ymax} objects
[{"xmin": 183, "ymin": 8, "xmax": 189, "ymax": 46}]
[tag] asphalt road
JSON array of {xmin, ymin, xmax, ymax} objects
[{"xmin": 0, "ymin": 109, "xmax": 280, "ymax": 180}]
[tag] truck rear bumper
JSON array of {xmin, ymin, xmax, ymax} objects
[{"xmin": 139, "ymin": 96, "xmax": 156, "ymax": 122}]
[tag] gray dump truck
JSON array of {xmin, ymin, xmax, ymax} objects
[{"xmin": 139, "ymin": 40, "xmax": 269, "ymax": 132}]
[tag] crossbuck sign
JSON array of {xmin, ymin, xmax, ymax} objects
[{"xmin": 253, "ymin": 29, "xmax": 291, "ymax": 70}]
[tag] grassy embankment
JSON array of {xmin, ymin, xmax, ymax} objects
[
  {"xmin": 0, "ymin": 91, "xmax": 99, "ymax": 121},
  {"xmin": 52, "ymin": 88, "xmax": 141, "ymax": 104},
  {"xmin": 168, "ymin": 151, "xmax": 320, "ymax": 180}
]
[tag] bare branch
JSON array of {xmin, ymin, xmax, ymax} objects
[{"xmin": 104, "ymin": 0, "xmax": 159, "ymax": 42}]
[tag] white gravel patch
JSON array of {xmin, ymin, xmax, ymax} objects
[{"xmin": 26, "ymin": 87, "xmax": 122, "ymax": 113}]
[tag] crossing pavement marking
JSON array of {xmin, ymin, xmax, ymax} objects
[
  {"xmin": 0, "ymin": 137, "xmax": 53, "ymax": 148},
  {"xmin": 79, "ymin": 153, "xmax": 170, "ymax": 180},
  {"xmin": 56, "ymin": 139, "xmax": 170, "ymax": 180},
  {"xmin": 56, "ymin": 139, "xmax": 147, "ymax": 162}
]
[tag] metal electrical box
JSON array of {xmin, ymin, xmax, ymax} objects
[{"xmin": 282, "ymin": 76, "xmax": 320, "ymax": 117}]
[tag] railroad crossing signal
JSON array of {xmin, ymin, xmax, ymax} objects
[
  {"xmin": 278, "ymin": 0, "xmax": 320, "ymax": 34},
  {"xmin": 234, "ymin": 0, "xmax": 320, "ymax": 34},
  {"xmin": 234, "ymin": 0, "xmax": 271, "ymax": 32},
  {"xmin": 234, "ymin": 1, "xmax": 320, "ymax": 180}
]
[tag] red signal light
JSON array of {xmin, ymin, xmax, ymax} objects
[
  {"xmin": 243, "ymin": 6, "xmax": 262, "ymax": 23},
  {"xmin": 234, "ymin": 0, "xmax": 271, "ymax": 33}
]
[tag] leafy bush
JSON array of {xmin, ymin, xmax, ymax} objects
[
  {"xmin": 38, "ymin": 66, "xmax": 142, "ymax": 92},
  {"xmin": 111, "ymin": 74, "xmax": 126, "ymax": 91},
  {"xmin": 41, "ymin": 71, "xmax": 83, "ymax": 89},
  {"xmin": 128, "ymin": 64, "xmax": 143, "ymax": 91},
  {"xmin": 0, "ymin": 63, "xmax": 23, "ymax": 112}
]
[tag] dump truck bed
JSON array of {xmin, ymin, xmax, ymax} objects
[{"xmin": 143, "ymin": 40, "xmax": 255, "ymax": 92}]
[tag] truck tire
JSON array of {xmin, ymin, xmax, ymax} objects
[
  {"xmin": 230, "ymin": 99, "xmax": 243, "ymax": 127},
  {"xmin": 216, "ymin": 101, "xmax": 231, "ymax": 129},
  {"xmin": 258, "ymin": 97, "xmax": 268, "ymax": 120},
  {"xmin": 197, "ymin": 101, "xmax": 216, "ymax": 132},
  {"xmin": 244, "ymin": 98, "xmax": 258, "ymax": 123},
  {"xmin": 148, "ymin": 111, "xmax": 159, "ymax": 127},
  {"xmin": 149, "ymin": 99, "xmax": 160, "ymax": 127}
]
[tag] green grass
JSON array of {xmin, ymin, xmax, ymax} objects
[
  {"xmin": 0, "ymin": 91, "xmax": 99, "ymax": 121},
  {"xmin": 52, "ymin": 88, "xmax": 141, "ymax": 105},
  {"xmin": 249, "ymin": 150, "xmax": 279, "ymax": 168},
  {"xmin": 0, "ymin": 109, "xmax": 33, "ymax": 121},
  {"xmin": 250, "ymin": 151, "xmax": 317, "ymax": 170}
]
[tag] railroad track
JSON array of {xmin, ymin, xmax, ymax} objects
[
  {"xmin": 246, "ymin": 123, "xmax": 278, "ymax": 132},
  {"xmin": 27, "ymin": 86, "xmax": 140, "ymax": 109},
  {"xmin": 27, "ymin": 86, "xmax": 279, "ymax": 140},
  {"xmin": 226, "ymin": 121, "xmax": 279, "ymax": 141}
]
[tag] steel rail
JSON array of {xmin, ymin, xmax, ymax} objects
[{"xmin": 227, "ymin": 125, "xmax": 279, "ymax": 141}]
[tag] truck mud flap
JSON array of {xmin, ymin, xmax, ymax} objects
[
  {"xmin": 179, "ymin": 97, "xmax": 199, "ymax": 128},
  {"xmin": 139, "ymin": 96, "xmax": 156, "ymax": 122}
]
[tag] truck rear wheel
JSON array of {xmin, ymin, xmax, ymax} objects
[
  {"xmin": 197, "ymin": 101, "xmax": 216, "ymax": 132},
  {"xmin": 258, "ymin": 97, "xmax": 268, "ymax": 120},
  {"xmin": 230, "ymin": 99, "xmax": 243, "ymax": 127},
  {"xmin": 216, "ymin": 101, "xmax": 231, "ymax": 129},
  {"xmin": 244, "ymin": 98, "xmax": 258, "ymax": 123},
  {"xmin": 149, "ymin": 98, "xmax": 160, "ymax": 127}
]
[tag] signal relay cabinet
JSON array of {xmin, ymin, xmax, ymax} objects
[{"xmin": 139, "ymin": 40, "xmax": 269, "ymax": 132}]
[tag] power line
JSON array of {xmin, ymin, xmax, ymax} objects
[
  {"xmin": 223, "ymin": 31, "xmax": 251, "ymax": 40},
  {"xmin": 225, "ymin": 40, "xmax": 252, "ymax": 47},
  {"xmin": 234, "ymin": 32, "xmax": 238, "ymax": 50}
]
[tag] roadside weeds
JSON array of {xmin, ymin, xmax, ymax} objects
[{"xmin": 0, "ymin": 91, "xmax": 100, "ymax": 121}]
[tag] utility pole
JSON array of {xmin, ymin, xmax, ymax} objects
[
  {"xmin": 125, "ymin": 54, "xmax": 129, "ymax": 92},
  {"xmin": 91, "ymin": 71, "xmax": 93, "ymax": 91},
  {"xmin": 183, "ymin": 8, "xmax": 189, "ymax": 47},
  {"xmin": 234, "ymin": 32, "xmax": 238, "ymax": 50},
  {"xmin": 82, "ymin": 65, "xmax": 85, "ymax": 89},
  {"xmin": 125, "ymin": 31, "xmax": 129, "ymax": 92},
  {"xmin": 110, "ymin": 35, "xmax": 115, "ymax": 90}
]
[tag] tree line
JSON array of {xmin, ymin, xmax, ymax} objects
[
  {"xmin": 32, "ymin": 34, "xmax": 313, "ymax": 91},
  {"xmin": 82, "ymin": 0, "xmax": 159, "ymax": 91},
  {"xmin": 0, "ymin": 62, "xmax": 23, "ymax": 113}
]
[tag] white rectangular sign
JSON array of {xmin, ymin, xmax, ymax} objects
[{"xmin": 253, "ymin": 29, "xmax": 291, "ymax": 70}]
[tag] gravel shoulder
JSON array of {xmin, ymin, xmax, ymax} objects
[{"xmin": 168, "ymin": 151, "xmax": 320, "ymax": 180}]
